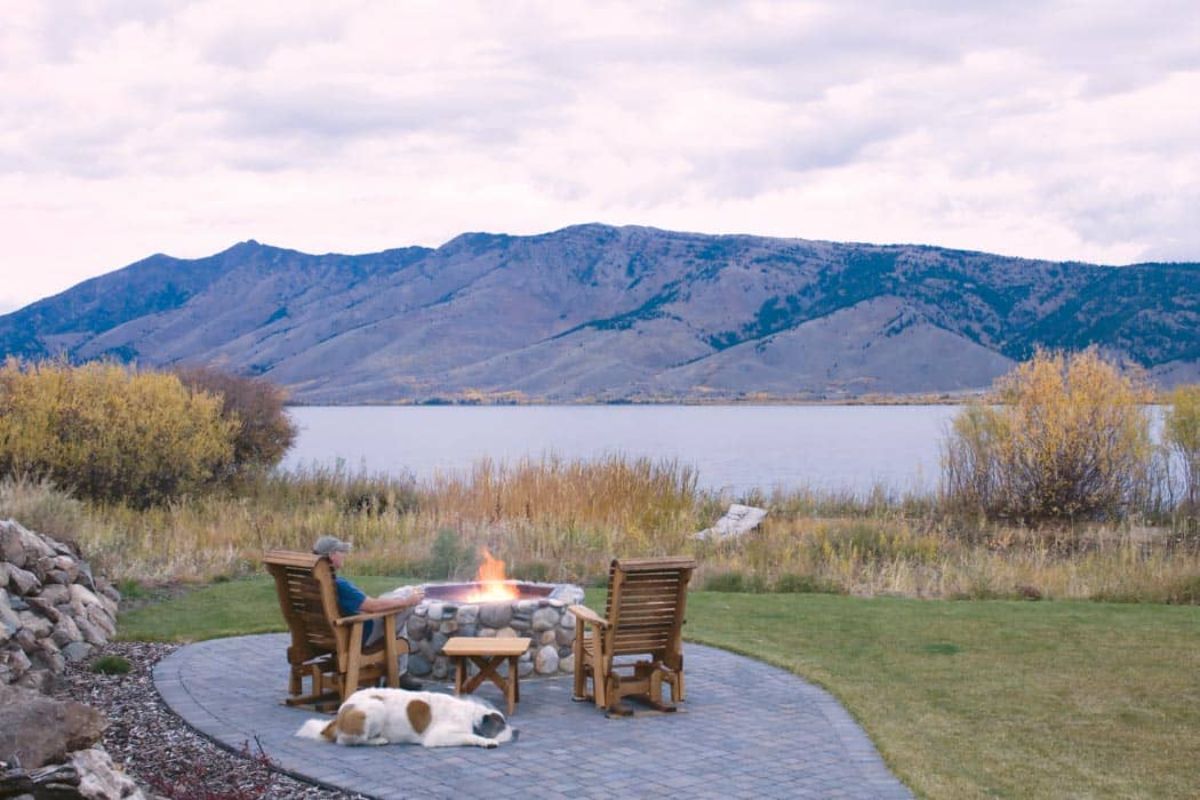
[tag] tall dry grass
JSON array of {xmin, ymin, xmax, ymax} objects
[
  {"xmin": 1, "ymin": 456, "xmax": 700, "ymax": 585},
  {"xmin": 2, "ymin": 457, "xmax": 1196, "ymax": 605}
]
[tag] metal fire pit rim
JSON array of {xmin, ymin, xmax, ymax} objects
[{"xmin": 416, "ymin": 579, "xmax": 569, "ymax": 603}]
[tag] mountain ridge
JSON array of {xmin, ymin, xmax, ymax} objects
[{"xmin": 2, "ymin": 224, "xmax": 1197, "ymax": 403}]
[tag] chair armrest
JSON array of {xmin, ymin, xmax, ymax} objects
[
  {"xmin": 569, "ymin": 604, "xmax": 607, "ymax": 628},
  {"xmin": 334, "ymin": 608, "xmax": 402, "ymax": 626}
]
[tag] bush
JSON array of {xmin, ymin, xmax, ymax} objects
[
  {"xmin": 942, "ymin": 350, "xmax": 1152, "ymax": 523},
  {"xmin": 774, "ymin": 573, "xmax": 841, "ymax": 594},
  {"xmin": 514, "ymin": 561, "xmax": 551, "ymax": 582},
  {"xmin": 92, "ymin": 655, "xmax": 131, "ymax": 674},
  {"xmin": 423, "ymin": 528, "xmax": 472, "ymax": 579},
  {"xmin": 703, "ymin": 570, "xmax": 767, "ymax": 593},
  {"xmin": 173, "ymin": 366, "xmax": 297, "ymax": 475},
  {"xmin": 0, "ymin": 359, "xmax": 236, "ymax": 507},
  {"xmin": 1164, "ymin": 385, "xmax": 1200, "ymax": 511}
]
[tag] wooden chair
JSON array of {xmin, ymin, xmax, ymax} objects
[
  {"xmin": 571, "ymin": 556, "xmax": 697, "ymax": 715},
  {"xmin": 263, "ymin": 550, "xmax": 406, "ymax": 709}
]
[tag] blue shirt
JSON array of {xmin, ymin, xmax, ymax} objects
[{"xmin": 334, "ymin": 576, "xmax": 373, "ymax": 643}]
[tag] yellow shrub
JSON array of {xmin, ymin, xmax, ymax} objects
[
  {"xmin": 942, "ymin": 350, "xmax": 1153, "ymax": 522},
  {"xmin": 1164, "ymin": 384, "xmax": 1200, "ymax": 510},
  {"xmin": 0, "ymin": 359, "xmax": 236, "ymax": 507}
]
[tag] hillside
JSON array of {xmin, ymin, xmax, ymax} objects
[{"xmin": 2, "ymin": 224, "xmax": 1197, "ymax": 402}]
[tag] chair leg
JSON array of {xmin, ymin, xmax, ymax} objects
[
  {"xmin": 384, "ymin": 618, "xmax": 398, "ymax": 690},
  {"xmin": 592, "ymin": 653, "xmax": 608, "ymax": 709},
  {"xmin": 649, "ymin": 667, "xmax": 663, "ymax": 704},
  {"xmin": 343, "ymin": 622, "xmax": 364, "ymax": 701},
  {"xmin": 572, "ymin": 634, "xmax": 587, "ymax": 700}
]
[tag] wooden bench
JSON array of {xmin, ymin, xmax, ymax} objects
[{"xmin": 441, "ymin": 637, "xmax": 532, "ymax": 716}]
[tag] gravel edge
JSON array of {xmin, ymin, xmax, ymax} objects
[{"xmin": 51, "ymin": 641, "xmax": 367, "ymax": 800}]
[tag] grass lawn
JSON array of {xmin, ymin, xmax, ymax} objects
[{"xmin": 118, "ymin": 578, "xmax": 1200, "ymax": 799}]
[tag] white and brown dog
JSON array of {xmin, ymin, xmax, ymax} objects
[{"xmin": 296, "ymin": 688, "xmax": 518, "ymax": 749}]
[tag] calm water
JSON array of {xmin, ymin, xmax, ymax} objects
[{"xmin": 282, "ymin": 405, "xmax": 962, "ymax": 495}]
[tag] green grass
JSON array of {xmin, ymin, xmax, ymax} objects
[
  {"xmin": 118, "ymin": 580, "xmax": 1200, "ymax": 799},
  {"xmin": 116, "ymin": 575, "xmax": 410, "ymax": 642}
]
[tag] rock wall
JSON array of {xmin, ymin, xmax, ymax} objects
[
  {"xmin": 0, "ymin": 520, "xmax": 148, "ymax": 799},
  {"xmin": 0, "ymin": 520, "xmax": 122, "ymax": 691}
]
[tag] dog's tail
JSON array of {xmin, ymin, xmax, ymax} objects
[{"xmin": 296, "ymin": 717, "xmax": 339, "ymax": 742}]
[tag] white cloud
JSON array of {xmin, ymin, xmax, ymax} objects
[{"xmin": 0, "ymin": 0, "xmax": 1197, "ymax": 309}]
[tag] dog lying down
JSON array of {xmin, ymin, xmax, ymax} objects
[{"xmin": 296, "ymin": 688, "xmax": 518, "ymax": 749}]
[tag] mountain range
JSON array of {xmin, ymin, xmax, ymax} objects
[{"xmin": 1, "ymin": 224, "xmax": 1197, "ymax": 403}]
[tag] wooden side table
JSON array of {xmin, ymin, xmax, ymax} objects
[{"xmin": 441, "ymin": 637, "xmax": 532, "ymax": 716}]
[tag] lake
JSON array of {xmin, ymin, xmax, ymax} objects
[{"xmin": 282, "ymin": 405, "xmax": 963, "ymax": 496}]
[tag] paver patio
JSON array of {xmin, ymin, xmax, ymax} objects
[{"xmin": 154, "ymin": 633, "xmax": 911, "ymax": 799}]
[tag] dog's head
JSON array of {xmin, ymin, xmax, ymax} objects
[{"xmin": 471, "ymin": 703, "xmax": 517, "ymax": 744}]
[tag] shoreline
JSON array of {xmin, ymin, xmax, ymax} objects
[{"xmin": 285, "ymin": 393, "xmax": 979, "ymax": 408}]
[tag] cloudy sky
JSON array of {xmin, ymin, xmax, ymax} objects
[{"xmin": 2, "ymin": 1, "xmax": 1198, "ymax": 312}]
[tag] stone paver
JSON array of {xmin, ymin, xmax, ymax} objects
[{"xmin": 154, "ymin": 634, "xmax": 911, "ymax": 800}]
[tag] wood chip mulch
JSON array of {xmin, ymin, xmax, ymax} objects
[{"xmin": 51, "ymin": 641, "xmax": 368, "ymax": 800}]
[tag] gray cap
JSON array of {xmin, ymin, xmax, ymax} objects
[{"xmin": 312, "ymin": 535, "xmax": 352, "ymax": 556}]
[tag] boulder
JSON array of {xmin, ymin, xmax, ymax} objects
[
  {"xmin": 8, "ymin": 565, "xmax": 40, "ymax": 596},
  {"xmin": 0, "ymin": 522, "xmax": 28, "ymax": 567},
  {"xmin": 0, "ymin": 684, "xmax": 106, "ymax": 769},
  {"xmin": 556, "ymin": 626, "xmax": 575, "ymax": 648},
  {"xmin": 0, "ymin": 647, "xmax": 32, "ymax": 680},
  {"xmin": 16, "ymin": 665, "xmax": 54, "ymax": 692},
  {"xmin": 534, "ymin": 644, "xmax": 559, "ymax": 674},
  {"xmin": 478, "ymin": 603, "xmax": 512, "ymax": 628},
  {"xmin": 404, "ymin": 614, "xmax": 428, "ymax": 639},
  {"xmin": 94, "ymin": 579, "xmax": 120, "ymax": 605},
  {"xmin": 14, "ymin": 627, "xmax": 39, "ymax": 653},
  {"xmin": 17, "ymin": 611, "xmax": 54, "ymax": 640},
  {"xmin": 0, "ymin": 591, "xmax": 22, "ymax": 633},
  {"xmin": 549, "ymin": 584, "xmax": 585, "ymax": 605},
  {"xmin": 52, "ymin": 616, "xmax": 82, "ymax": 648},
  {"xmin": 62, "ymin": 641, "xmax": 93, "ymax": 663},
  {"xmin": 73, "ymin": 616, "xmax": 108, "ymax": 647},
  {"xmin": 26, "ymin": 596, "xmax": 61, "ymax": 623},
  {"xmin": 85, "ymin": 606, "xmax": 115, "ymax": 639},
  {"xmin": 36, "ymin": 584, "xmax": 71, "ymax": 607},
  {"xmin": 68, "ymin": 585, "xmax": 103, "ymax": 610},
  {"xmin": 76, "ymin": 561, "xmax": 97, "ymax": 593},
  {"xmin": 30, "ymin": 640, "xmax": 66, "ymax": 675},
  {"xmin": 531, "ymin": 607, "xmax": 560, "ymax": 632},
  {"xmin": 694, "ymin": 503, "xmax": 768, "ymax": 542},
  {"xmin": 71, "ymin": 747, "xmax": 149, "ymax": 800}
]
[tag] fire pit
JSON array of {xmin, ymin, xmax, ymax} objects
[{"xmin": 387, "ymin": 550, "xmax": 584, "ymax": 681}]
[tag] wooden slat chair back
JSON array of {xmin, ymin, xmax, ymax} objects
[
  {"xmin": 571, "ymin": 556, "xmax": 696, "ymax": 714},
  {"xmin": 264, "ymin": 550, "xmax": 403, "ymax": 709}
]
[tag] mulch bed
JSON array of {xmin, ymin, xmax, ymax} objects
[{"xmin": 52, "ymin": 641, "xmax": 365, "ymax": 800}]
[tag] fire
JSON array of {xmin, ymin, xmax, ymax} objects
[{"xmin": 465, "ymin": 547, "xmax": 519, "ymax": 603}]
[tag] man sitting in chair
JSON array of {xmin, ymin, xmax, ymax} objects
[{"xmin": 313, "ymin": 535, "xmax": 425, "ymax": 691}]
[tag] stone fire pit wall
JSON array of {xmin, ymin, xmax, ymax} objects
[{"xmin": 399, "ymin": 582, "xmax": 585, "ymax": 680}]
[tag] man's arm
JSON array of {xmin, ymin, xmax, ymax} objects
[{"xmin": 359, "ymin": 589, "xmax": 424, "ymax": 614}]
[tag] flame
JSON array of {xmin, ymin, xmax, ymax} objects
[{"xmin": 464, "ymin": 547, "xmax": 519, "ymax": 603}]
